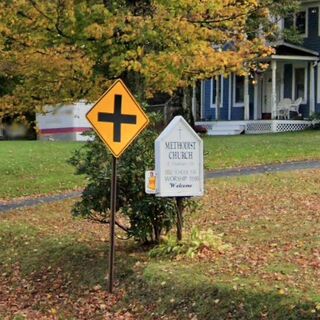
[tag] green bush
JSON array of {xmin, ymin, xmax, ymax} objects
[
  {"xmin": 149, "ymin": 228, "xmax": 230, "ymax": 259},
  {"xmin": 309, "ymin": 112, "xmax": 320, "ymax": 121},
  {"xmin": 69, "ymin": 114, "xmax": 195, "ymax": 243},
  {"xmin": 309, "ymin": 112, "xmax": 320, "ymax": 130}
]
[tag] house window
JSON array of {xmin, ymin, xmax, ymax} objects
[
  {"xmin": 211, "ymin": 78, "xmax": 216, "ymax": 107},
  {"xmin": 294, "ymin": 67, "xmax": 306, "ymax": 102},
  {"xmin": 284, "ymin": 10, "xmax": 307, "ymax": 36},
  {"xmin": 234, "ymin": 75, "xmax": 244, "ymax": 106},
  {"xmin": 296, "ymin": 11, "xmax": 307, "ymax": 34}
]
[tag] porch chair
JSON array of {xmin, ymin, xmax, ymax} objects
[
  {"xmin": 276, "ymin": 98, "xmax": 292, "ymax": 119},
  {"xmin": 289, "ymin": 97, "xmax": 303, "ymax": 119}
]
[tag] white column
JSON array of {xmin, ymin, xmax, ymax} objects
[
  {"xmin": 192, "ymin": 85, "xmax": 197, "ymax": 120},
  {"xmin": 253, "ymin": 74, "xmax": 258, "ymax": 120},
  {"xmin": 271, "ymin": 60, "xmax": 277, "ymax": 119},
  {"xmin": 244, "ymin": 75, "xmax": 250, "ymax": 120},
  {"xmin": 310, "ymin": 62, "xmax": 315, "ymax": 116}
]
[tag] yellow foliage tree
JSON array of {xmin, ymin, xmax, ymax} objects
[{"xmin": 0, "ymin": 0, "xmax": 298, "ymax": 117}]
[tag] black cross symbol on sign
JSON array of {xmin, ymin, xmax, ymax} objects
[{"xmin": 98, "ymin": 94, "xmax": 137, "ymax": 143}]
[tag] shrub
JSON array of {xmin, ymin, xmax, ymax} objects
[
  {"xmin": 309, "ymin": 112, "xmax": 320, "ymax": 121},
  {"xmin": 309, "ymin": 112, "xmax": 320, "ymax": 130},
  {"xmin": 69, "ymin": 114, "xmax": 196, "ymax": 243},
  {"xmin": 193, "ymin": 125, "xmax": 208, "ymax": 135},
  {"xmin": 149, "ymin": 228, "xmax": 230, "ymax": 259}
]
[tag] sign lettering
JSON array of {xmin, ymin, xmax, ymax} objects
[{"xmin": 155, "ymin": 116, "xmax": 204, "ymax": 197}]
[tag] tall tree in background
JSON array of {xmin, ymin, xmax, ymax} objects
[{"xmin": 0, "ymin": 0, "xmax": 299, "ymax": 119}]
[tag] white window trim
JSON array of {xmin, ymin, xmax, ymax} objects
[
  {"xmin": 210, "ymin": 77, "xmax": 223, "ymax": 108},
  {"xmin": 233, "ymin": 74, "xmax": 245, "ymax": 107},
  {"xmin": 292, "ymin": 64, "xmax": 308, "ymax": 104}
]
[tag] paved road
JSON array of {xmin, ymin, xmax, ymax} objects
[
  {"xmin": 1, "ymin": 160, "xmax": 320, "ymax": 213},
  {"xmin": 0, "ymin": 191, "xmax": 82, "ymax": 213},
  {"xmin": 205, "ymin": 160, "xmax": 320, "ymax": 179}
]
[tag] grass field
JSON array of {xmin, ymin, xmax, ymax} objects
[
  {"xmin": 1, "ymin": 131, "xmax": 320, "ymax": 200},
  {"xmin": 204, "ymin": 130, "xmax": 320, "ymax": 170},
  {"xmin": 1, "ymin": 169, "xmax": 320, "ymax": 319},
  {"xmin": 0, "ymin": 141, "xmax": 84, "ymax": 200}
]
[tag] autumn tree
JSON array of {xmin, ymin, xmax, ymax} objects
[{"xmin": 0, "ymin": 0, "xmax": 299, "ymax": 119}]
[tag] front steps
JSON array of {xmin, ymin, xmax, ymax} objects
[{"xmin": 204, "ymin": 122, "xmax": 246, "ymax": 136}]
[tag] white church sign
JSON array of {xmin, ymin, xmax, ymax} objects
[{"xmin": 155, "ymin": 116, "xmax": 204, "ymax": 197}]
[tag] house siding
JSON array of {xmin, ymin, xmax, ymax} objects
[
  {"xmin": 249, "ymin": 84, "xmax": 254, "ymax": 120},
  {"xmin": 203, "ymin": 80, "xmax": 215, "ymax": 120},
  {"xmin": 284, "ymin": 64, "xmax": 293, "ymax": 99},
  {"xmin": 231, "ymin": 107, "xmax": 244, "ymax": 120},
  {"xmin": 221, "ymin": 77, "xmax": 229, "ymax": 120},
  {"xmin": 304, "ymin": 7, "xmax": 320, "ymax": 52}
]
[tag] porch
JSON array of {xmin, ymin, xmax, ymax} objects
[
  {"xmin": 196, "ymin": 42, "xmax": 319, "ymax": 132},
  {"xmin": 253, "ymin": 42, "xmax": 319, "ymax": 121},
  {"xmin": 196, "ymin": 120, "xmax": 312, "ymax": 136}
]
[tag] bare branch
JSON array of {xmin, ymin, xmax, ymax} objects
[{"xmin": 88, "ymin": 213, "xmax": 130, "ymax": 233}]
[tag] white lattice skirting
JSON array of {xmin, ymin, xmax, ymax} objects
[
  {"xmin": 246, "ymin": 122, "xmax": 272, "ymax": 134},
  {"xmin": 246, "ymin": 120, "xmax": 312, "ymax": 134}
]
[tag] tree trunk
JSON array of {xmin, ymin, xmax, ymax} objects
[
  {"xmin": 182, "ymin": 87, "xmax": 195, "ymax": 126},
  {"xmin": 182, "ymin": 87, "xmax": 188, "ymax": 117},
  {"xmin": 153, "ymin": 223, "xmax": 161, "ymax": 244},
  {"xmin": 122, "ymin": 71, "xmax": 146, "ymax": 102}
]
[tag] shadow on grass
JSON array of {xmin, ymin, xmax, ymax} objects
[
  {"xmin": 1, "ymin": 223, "xmax": 319, "ymax": 319},
  {"xmin": 0, "ymin": 222, "xmax": 137, "ymax": 290},
  {"xmin": 123, "ymin": 262, "xmax": 320, "ymax": 320}
]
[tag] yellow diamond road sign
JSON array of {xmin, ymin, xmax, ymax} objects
[{"xmin": 86, "ymin": 79, "xmax": 149, "ymax": 158}]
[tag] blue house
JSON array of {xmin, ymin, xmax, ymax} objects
[{"xmin": 196, "ymin": 1, "xmax": 320, "ymax": 135}]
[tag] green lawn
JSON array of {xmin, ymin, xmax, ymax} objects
[
  {"xmin": 204, "ymin": 130, "xmax": 320, "ymax": 170},
  {"xmin": 1, "ymin": 170, "xmax": 320, "ymax": 319},
  {"xmin": 0, "ymin": 141, "xmax": 84, "ymax": 200},
  {"xmin": 1, "ymin": 131, "xmax": 320, "ymax": 200}
]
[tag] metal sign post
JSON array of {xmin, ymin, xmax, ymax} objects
[
  {"xmin": 86, "ymin": 79, "xmax": 149, "ymax": 293},
  {"xmin": 108, "ymin": 156, "xmax": 117, "ymax": 293}
]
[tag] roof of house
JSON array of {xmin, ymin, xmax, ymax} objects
[{"xmin": 273, "ymin": 41, "xmax": 319, "ymax": 57}]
